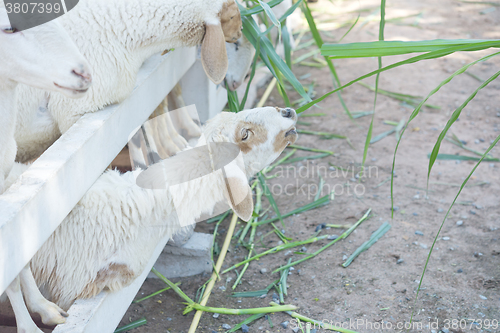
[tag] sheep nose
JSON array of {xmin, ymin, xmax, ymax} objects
[
  {"xmin": 72, "ymin": 65, "xmax": 92, "ymax": 87},
  {"xmin": 280, "ymin": 107, "xmax": 295, "ymax": 119}
]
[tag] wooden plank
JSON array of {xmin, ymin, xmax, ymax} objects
[{"xmin": 0, "ymin": 48, "xmax": 197, "ymax": 294}]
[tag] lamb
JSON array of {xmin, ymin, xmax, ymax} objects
[
  {"xmin": 15, "ymin": 0, "xmax": 243, "ymax": 163},
  {"xmin": 6, "ymin": 106, "xmax": 298, "ymax": 313},
  {"xmin": 0, "ymin": 4, "xmax": 92, "ymax": 332}
]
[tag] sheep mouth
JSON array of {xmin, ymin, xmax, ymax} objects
[
  {"xmin": 285, "ymin": 127, "xmax": 297, "ymax": 137},
  {"xmin": 54, "ymin": 83, "xmax": 89, "ymax": 95}
]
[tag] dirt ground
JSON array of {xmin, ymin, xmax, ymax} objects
[
  {"xmin": 118, "ymin": 0, "xmax": 500, "ymax": 332},
  {"xmin": 1, "ymin": 0, "xmax": 499, "ymax": 332}
]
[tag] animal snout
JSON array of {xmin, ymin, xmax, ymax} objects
[
  {"xmin": 72, "ymin": 64, "xmax": 92, "ymax": 88},
  {"xmin": 280, "ymin": 107, "xmax": 296, "ymax": 120}
]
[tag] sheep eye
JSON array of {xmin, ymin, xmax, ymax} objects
[
  {"xmin": 242, "ymin": 129, "xmax": 249, "ymax": 141},
  {"xmin": 3, "ymin": 27, "xmax": 17, "ymax": 34}
]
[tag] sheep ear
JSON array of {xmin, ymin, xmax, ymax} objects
[
  {"xmin": 222, "ymin": 174, "xmax": 253, "ymax": 222},
  {"xmin": 201, "ymin": 23, "xmax": 228, "ymax": 85}
]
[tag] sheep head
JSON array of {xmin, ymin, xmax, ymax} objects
[
  {"xmin": 220, "ymin": 0, "xmax": 242, "ymax": 43},
  {"xmin": 204, "ymin": 106, "xmax": 298, "ymax": 178}
]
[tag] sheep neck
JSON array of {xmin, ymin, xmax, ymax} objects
[{"xmin": 68, "ymin": 0, "xmax": 226, "ymax": 61}]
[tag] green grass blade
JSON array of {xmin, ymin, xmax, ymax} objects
[
  {"xmin": 273, "ymin": 209, "xmax": 372, "ymax": 273},
  {"xmin": 133, "ymin": 282, "xmax": 181, "ymax": 303},
  {"xmin": 427, "ymin": 153, "xmax": 499, "ymax": 162},
  {"xmin": 151, "ymin": 268, "xmax": 193, "ymax": 304},
  {"xmin": 239, "ymin": 40, "xmax": 261, "ymax": 110},
  {"xmin": 427, "ymin": 69, "xmax": 500, "ymax": 185},
  {"xmin": 227, "ymin": 313, "xmax": 267, "ymax": 333},
  {"xmin": 284, "ymin": 153, "xmax": 332, "ymax": 164},
  {"xmin": 411, "ymin": 133, "xmax": 500, "ymax": 324},
  {"xmin": 342, "ymin": 222, "xmax": 391, "ymax": 267},
  {"xmin": 390, "ymin": 51, "xmax": 500, "ymax": 217},
  {"xmin": 239, "ymin": 0, "xmax": 284, "ymax": 16},
  {"xmin": 254, "ymin": 194, "xmax": 331, "ymax": 226},
  {"xmin": 322, "ymin": 39, "xmax": 500, "ymax": 58},
  {"xmin": 257, "ymin": 172, "xmax": 284, "ymax": 227},
  {"xmin": 362, "ymin": 0, "xmax": 385, "ymax": 176},
  {"xmin": 114, "ymin": 318, "xmax": 147, "ymax": 333},
  {"xmin": 227, "ymin": 87, "xmax": 240, "ymax": 112},
  {"xmin": 242, "ymin": 15, "xmax": 311, "ymax": 103},
  {"xmin": 229, "ymin": 279, "xmax": 279, "ymax": 298}
]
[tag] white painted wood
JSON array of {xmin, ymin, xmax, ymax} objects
[
  {"xmin": 180, "ymin": 60, "xmax": 229, "ymax": 123},
  {"xmin": 0, "ymin": 48, "xmax": 197, "ymax": 295}
]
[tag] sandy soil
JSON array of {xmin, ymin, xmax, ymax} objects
[{"xmin": 2, "ymin": 0, "xmax": 499, "ymax": 332}]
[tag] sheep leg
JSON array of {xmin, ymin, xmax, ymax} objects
[
  {"xmin": 150, "ymin": 100, "xmax": 183, "ymax": 157},
  {"xmin": 5, "ymin": 275, "xmax": 44, "ymax": 333},
  {"xmin": 168, "ymin": 84, "xmax": 202, "ymax": 138},
  {"xmin": 20, "ymin": 266, "xmax": 68, "ymax": 326},
  {"xmin": 163, "ymin": 111, "xmax": 189, "ymax": 149}
]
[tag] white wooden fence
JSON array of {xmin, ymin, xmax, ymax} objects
[{"xmin": 0, "ymin": 47, "xmax": 228, "ymax": 332}]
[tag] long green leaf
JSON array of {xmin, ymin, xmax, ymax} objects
[
  {"xmin": 427, "ymin": 69, "xmax": 500, "ymax": 185},
  {"xmin": 411, "ymin": 134, "xmax": 500, "ymax": 324},
  {"xmin": 242, "ymin": 15, "xmax": 311, "ymax": 103},
  {"xmin": 427, "ymin": 153, "xmax": 499, "ymax": 162},
  {"xmin": 390, "ymin": 51, "xmax": 500, "ymax": 217},
  {"xmin": 322, "ymin": 39, "xmax": 500, "ymax": 58},
  {"xmin": 297, "ymin": 43, "xmax": 500, "ymax": 114}
]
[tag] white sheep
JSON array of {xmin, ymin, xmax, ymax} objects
[
  {"xmin": 6, "ymin": 106, "xmax": 298, "ymax": 313},
  {"xmin": 14, "ymin": 0, "xmax": 243, "ymax": 163},
  {"xmin": 0, "ymin": 3, "xmax": 92, "ymax": 332}
]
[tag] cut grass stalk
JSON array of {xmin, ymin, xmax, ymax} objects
[
  {"xmin": 342, "ymin": 222, "xmax": 391, "ymax": 267},
  {"xmin": 133, "ymin": 282, "xmax": 181, "ymax": 303},
  {"xmin": 258, "ymin": 172, "xmax": 284, "ymax": 227},
  {"xmin": 254, "ymin": 193, "xmax": 331, "ymax": 227},
  {"xmin": 288, "ymin": 144, "xmax": 334, "ymax": 154},
  {"xmin": 351, "ymin": 111, "xmax": 374, "ymax": 119},
  {"xmin": 270, "ymin": 302, "xmax": 360, "ymax": 333},
  {"xmin": 273, "ymin": 209, "xmax": 372, "ymax": 273},
  {"xmin": 185, "ymin": 303, "xmax": 297, "ymax": 316},
  {"xmin": 257, "ymin": 77, "xmax": 277, "ymax": 108},
  {"xmin": 188, "ymin": 213, "xmax": 239, "ymax": 333},
  {"xmin": 264, "ymin": 149, "xmax": 296, "ymax": 174},
  {"xmin": 284, "ymin": 153, "xmax": 332, "ymax": 164},
  {"xmin": 227, "ymin": 313, "xmax": 266, "ymax": 333},
  {"xmin": 297, "ymin": 129, "xmax": 346, "ymax": 139},
  {"xmin": 229, "ymin": 279, "xmax": 280, "ymax": 298},
  {"xmin": 314, "ymin": 175, "xmax": 325, "ymax": 201},
  {"xmin": 223, "ymin": 235, "xmax": 330, "ymax": 274},
  {"xmin": 300, "ymin": 113, "xmax": 326, "ymax": 117},
  {"xmin": 114, "ymin": 318, "xmax": 147, "ymax": 333},
  {"xmin": 447, "ymin": 133, "xmax": 493, "ymax": 157},
  {"xmin": 358, "ymin": 81, "xmax": 440, "ymax": 109},
  {"xmin": 325, "ymin": 224, "xmax": 352, "ymax": 229},
  {"xmin": 427, "ymin": 153, "xmax": 499, "ymax": 162}
]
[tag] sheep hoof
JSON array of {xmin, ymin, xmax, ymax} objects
[{"xmin": 39, "ymin": 302, "xmax": 69, "ymax": 325}]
